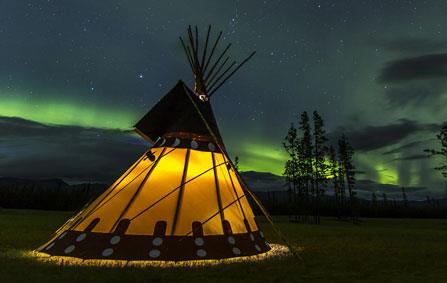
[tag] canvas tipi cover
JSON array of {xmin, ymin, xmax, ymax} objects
[{"xmin": 37, "ymin": 81, "xmax": 270, "ymax": 261}]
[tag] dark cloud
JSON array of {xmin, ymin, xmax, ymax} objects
[
  {"xmin": 0, "ymin": 116, "xmax": 135, "ymax": 137},
  {"xmin": 389, "ymin": 154, "xmax": 431, "ymax": 162},
  {"xmin": 384, "ymin": 82, "xmax": 446, "ymax": 107},
  {"xmin": 330, "ymin": 120, "xmax": 438, "ymax": 152},
  {"xmin": 240, "ymin": 171, "xmax": 286, "ymax": 192},
  {"xmin": 379, "ymin": 38, "xmax": 447, "ymax": 54},
  {"xmin": 382, "ymin": 140, "xmax": 423, "ymax": 155},
  {"xmin": 379, "ymin": 53, "xmax": 447, "ymax": 83},
  {"xmin": 0, "ymin": 116, "xmax": 148, "ymax": 182}
]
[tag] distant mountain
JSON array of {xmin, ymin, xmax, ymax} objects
[
  {"xmin": 0, "ymin": 175, "xmax": 445, "ymax": 213},
  {"xmin": 0, "ymin": 177, "xmax": 69, "ymax": 190},
  {"xmin": 240, "ymin": 171, "xmax": 287, "ymax": 192},
  {"xmin": 0, "ymin": 177, "xmax": 107, "ymax": 195},
  {"xmin": 239, "ymin": 171, "xmax": 438, "ymax": 201},
  {"xmin": 0, "ymin": 177, "xmax": 108, "ymax": 210},
  {"xmin": 0, "ymin": 170, "xmax": 440, "ymax": 202}
]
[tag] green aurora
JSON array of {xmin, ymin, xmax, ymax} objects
[
  {"xmin": 0, "ymin": 95, "xmax": 135, "ymax": 129},
  {"xmin": 0, "ymin": 94, "xmax": 289, "ymax": 174},
  {"xmin": 1, "ymin": 0, "xmax": 446, "ymax": 198},
  {"xmin": 0, "ymin": 94, "xmax": 409, "ymax": 185}
]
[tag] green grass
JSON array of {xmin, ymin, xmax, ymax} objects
[{"xmin": 1, "ymin": 209, "xmax": 446, "ymax": 283}]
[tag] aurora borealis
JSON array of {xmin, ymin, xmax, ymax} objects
[{"xmin": 1, "ymin": 1, "xmax": 447, "ymax": 199}]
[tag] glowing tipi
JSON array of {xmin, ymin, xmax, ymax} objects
[{"xmin": 37, "ymin": 26, "xmax": 270, "ymax": 261}]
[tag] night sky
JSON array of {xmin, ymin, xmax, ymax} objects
[{"xmin": 1, "ymin": 1, "xmax": 446, "ymax": 199}]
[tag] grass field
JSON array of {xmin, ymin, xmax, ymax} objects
[{"xmin": 0, "ymin": 209, "xmax": 446, "ymax": 283}]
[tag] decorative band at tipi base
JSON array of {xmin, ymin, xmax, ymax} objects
[
  {"xmin": 33, "ymin": 244, "xmax": 291, "ymax": 267},
  {"xmin": 39, "ymin": 229, "xmax": 270, "ymax": 261}
]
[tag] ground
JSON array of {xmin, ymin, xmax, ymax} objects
[{"xmin": 0, "ymin": 209, "xmax": 446, "ymax": 283}]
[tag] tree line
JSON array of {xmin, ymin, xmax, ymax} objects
[
  {"xmin": 0, "ymin": 180, "xmax": 105, "ymax": 211},
  {"xmin": 257, "ymin": 189, "xmax": 447, "ymax": 219},
  {"xmin": 283, "ymin": 111, "xmax": 357, "ymax": 224}
]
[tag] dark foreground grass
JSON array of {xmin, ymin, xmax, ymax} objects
[{"xmin": 0, "ymin": 209, "xmax": 446, "ymax": 283}]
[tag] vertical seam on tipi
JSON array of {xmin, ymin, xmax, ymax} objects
[
  {"xmin": 182, "ymin": 194, "xmax": 247, "ymax": 237},
  {"xmin": 76, "ymin": 148, "xmax": 176, "ymax": 225},
  {"xmin": 170, "ymin": 148, "xmax": 191, "ymax": 235},
  {"xmin": 183, "ymin": 87, "xmax": 300, "ymax": 259},
  {"xmin": 212, "ymin": 151, "xmax": 226, "ymax": 232},
  {"xmin": 68, "ymin": 153, "xmax": 147, "ymax": 231},
  {"xmin": 109, "ymin": 147, "xmax": 167, "ymax": 233},
  {"xmin": 128, "ymin": 160, "xmax": 227, "ymax": 222},
  {"xmin": 224, "ymin": 159, "xmax": 248, "ymax": 222}
]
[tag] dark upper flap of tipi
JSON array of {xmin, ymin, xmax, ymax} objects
[{"xmin": 134, "ymin": 80, "xmax": 223, "ymax": 145}]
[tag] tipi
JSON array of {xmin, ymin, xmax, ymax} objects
[{"xmin": 37, "ymin": 26, "xmax": 270, "ymax": 261}]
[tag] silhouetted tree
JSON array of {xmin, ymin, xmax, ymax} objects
[
  {"xmin": 283, "ymin": 123, "xmax": 300, "ymax": 221},
  {"xmin": 382, "ymin": 193, "xmax": 388, "ymax": 207},
  {"xmin": 312, "ymin": 111, "xmax": 328, "ymax": 224},
  {"xmin": 425, "ymin": 126, "xmax": 447, "ymax": 178},
  {"xmin": 338, "ymin": 134, "xmax": 356, "ymax": 222},
  {"xmin": 337, "ymin": 154, "xmax": 346, "ymax": 216},
  {"xmin": 234, "ymin": 156, "xmax": 240, "ymax": 171},
  {"xmin": 401, "ymin": 187, "xmax": 408, "ymax": 208},
  {"xmin": 329, "ymin": 146, "xmax": 341, "ymax": 218},
  {"xmin": 371, "ymin": 192, "xmax": 377, "ymax": 206},
  {"xmin": 300, "ymin": 112, "xmax": 313, "ymax": 222}
]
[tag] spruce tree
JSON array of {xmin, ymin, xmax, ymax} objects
[
  {"xmin": 283, "ymin": 123, "xmax": 299, "ymax": 221},
  {"xmin": 329, "ymin": 146, "xmax": 341, "ymax": 218},
  {"xmin": 338, "ymin": 134, "xmax": 356, "ymax": 222},
  {"xmin": 299, "ymin": 112, "xmax": 313, "ymax": 222},
  {"xmin": 234, "ymin": 156, "xmax": 240, "ymax": 171},
  {"xmin": 312, "ymin": 111, "xmax": 328, "ymax": 224},
  {"xmin": 383, "ymin": 193, "xmax": 388, "ymax": 207},
  {"xmin": 401, "ymin": 187, "xmax": 408, "ymax": 208},
  {"xmin": 425, "ymin": 126, "xmax": 447, "ymax": 178}
]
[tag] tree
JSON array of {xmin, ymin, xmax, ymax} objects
[
  {"xmin": 337, "ymin": 154, "xmax": 346, "ymax": 216},
  {"xmin": 371, "ymin": 192, "xmax": 378, "ymax": 207},
  {"xmin": 401, "ymin": 187, "xmax": 408, "ymax": 208},
  {"xmin": 338, "ymin": 135, "xmax": 356, "ymax": 222},
  {"xmin": 299, "ymin": 111, "xmax": 313, "ymax": 221},
  {"xmin": 425, "ymin": 126, "xmax": 447, "ymax": 178},
  {"xmin": 234, "ymin": 156, "xmax": 240, "ymax": 171},
  {"xmin": 426, "ymin": 195, "xmax": 431, "ymax": 207},
  {"xmin": 329, "ymin": 146, "xmax": 341, "ymax": 218},
  {"xmin": 283, "ymin": 123, "xmax": 300, "ymax": 221},
  {"xmin": 312, "ymin": 111, "xmax": 328, "ymax": 224},
  {"xmin": 382, "ymin": 193, "xmax": 388, "ymax": 207}
]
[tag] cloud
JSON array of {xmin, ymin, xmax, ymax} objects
[
  {"xmin": 389, "ymin": 154, "xmax": 431, "ymax": 162},
  {"xmin": 384, "ymin": 82, "xmax": 446, "ymax": 107},
  {"xmin": 382, "ymin": 141, "xmax": 423, "ymax": 155},
  {"xmin": 0, "ymin": 116, "xmax": 148, "ymax": 182},
  {"xmin": 0, "ymin": 116, "xmax": 135, "ymax": 137},
  {"xmin": 379, "ymin": 53, "xmax": 447, "ymax": 83},
  {"xmin": 330, "ymin": 119, "xmax": 438, "ymax": 152},
  {"xmin": 240, "ymin": 171, "xmax": 286, "ymax": 192},
  {"xmin": 379, "ymin": 38, "xmax": 447, "ymax": 54}
]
